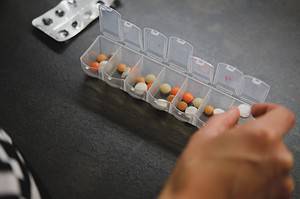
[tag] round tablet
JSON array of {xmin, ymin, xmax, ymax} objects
[
  {"xmin": 167, "ymin": 95, "xmax": 175, "ymax": 102},
  {"xmin": 159, "ymin": 83, "xmax": 171, "ymax": 95},
  {"xmin": 183, "ymin": 92, "xmax": 194, "ymax": 104},
  {"xmin": 170, "ymin": 86, "xmax": 180, "ymax": 96},
  {"xmin": 238, "ymin": 104, "xmax": 251, "ymax": 118},
  {"xmin": 145, "ymin": 74, "xmax": 156, "ymax": 84},
  {"xmin": 134, "ymin": 82, "xmax": 147, "ymax": 95},
  {"xmin": 185, "ymin": 106, "xmax": 198, "ymax": 118},
  {"xmin": 117, "ymin": 63, "xmax": 127, "ymax": 73},
  {"xmin": 213, "ymin": 108, "xmax": 225, "ymax": 115},
  {"xmin": 204, "ymin": 105, "xmax": 214, "ymax": 117},
  {"xmin": 192, "ymin": 97, "xmax": 203, "ymax": 108},
  {"xmin": 96, "ymin": 53, "xmax": 108, "ymax": 63},
  {"xmin": 177, "ymin": 101, "xmax": 188, "ymax": 112}
]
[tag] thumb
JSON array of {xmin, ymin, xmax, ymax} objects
[{"xmin": 198, "ymin": 107, "xmax": 240, "ymax": 139}]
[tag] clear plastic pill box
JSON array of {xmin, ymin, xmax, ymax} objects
[{"xmin": 80, "ymin": 6, "xmax": 271, "ymax": 127}]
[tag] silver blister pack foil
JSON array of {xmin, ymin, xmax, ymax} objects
[{"xmin": 32, "ymin": 0, "xmax": 115, "ymax": 42}]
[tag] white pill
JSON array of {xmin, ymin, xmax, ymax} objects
[
  {"xmin": 185, "ymin": 106, "xmax": 198, "ymax": 118},
  {"xmin": 155, "ymin": 99, "xmax": 169, "ymax": 109},
  {"xmin": 213, "ymin": 108, "xmax": 225, "ymax": 115},
  {"xmin": 238, "ymin": 104, "xmax": 251, "ymax": 118},
  {"xmin": 134, "ymin": 82, "xmax": 147, "ymax": 95}
]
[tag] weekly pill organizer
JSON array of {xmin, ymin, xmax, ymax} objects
[{"xmin": 80, "ymin": 5, "xmax": 271, "ymax": 128}]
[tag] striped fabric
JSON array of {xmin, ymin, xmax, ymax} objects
[{"xmin": 0, "ymin": 129, "xmax": 41, "ymax": 199}]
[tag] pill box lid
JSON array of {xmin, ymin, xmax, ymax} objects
[
  {"xmin": 121, "ymin": 20, "xmax": 143, "ymax": 51},
  {"xmin": 213, "ymin": 63, "xmax": 243, "ymax": 95},
  {"xmin": 99, "ymin": 6, "xmax": 122, "ymax": 41},
  {"xmin": 166, "ymin": 37, "xmax": 193, "ymax": 73},
  {"xmin": 188, "ymin": 56, "xmax": 214, "ymax": 84},
  {"xmin": 143, "ymin": 28, "xmax": 168, "ymax": 62},
  {"xmin": 239, "ymin": 75, "xmax": 270, "ymax": 103}
]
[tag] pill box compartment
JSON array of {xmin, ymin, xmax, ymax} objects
[
  {"xmin": 80, "ymin": 36, "xmax": 120, "ymax": 78},
  {"xmin": 147, "ymin": 67, "xmax": 186, "ymax": 112},
  {"xmin": 196, "ymin": 89, "xmax": 235, "ymax": 123},
  {"xmin": 103, "ymin": 46, "xmax": 142, "ymax": 89},
  {"xmin": 124, "ymin": 56, "xmax": 164, "ymax": 100},
  {"xmin": 170, "ymin": 77, "xmax": 210, "ymax": 123}
]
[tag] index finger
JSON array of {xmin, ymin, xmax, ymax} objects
[{"xmin": 243, "ymin": 104, "xmax": 296, "ymax": 138}]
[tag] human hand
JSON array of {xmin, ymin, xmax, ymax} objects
[{"xmin": 159, "ymin": 104, "xmax": 295, "ymax": 199}]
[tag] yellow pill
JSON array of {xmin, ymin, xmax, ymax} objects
[{"xmin": 159, "ymin": 83, "xmax": 171, "ymax": 95}]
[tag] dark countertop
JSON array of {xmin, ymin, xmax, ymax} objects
[{"xmin": 0, "ymin": 0, "xmax": 299, "ymax": 198}]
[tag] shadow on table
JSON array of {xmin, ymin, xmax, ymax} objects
[{"xmin": 78, "ymin": 77, "xmax": 197, "ymax": 154}]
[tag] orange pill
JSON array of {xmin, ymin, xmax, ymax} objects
[
  {"xmin": 182, "ymin": 92, "xmax": 194, "ymax": 104},
  {"xmin": 147, "ymin": 82, "xmax": 153, "ymax": 90},
  {"xmin": 117, "ymin": 63, "xmax": 127, "ymax": 73},
  {"xmin": 167, "ymin": 95, "xmax": 175, "ymax": 102},
  {"xmin": 204, "ymin": 105, "xmax": 214, "ymax": 117},
  {"xmin": 89, "ymin": 61, "xmax": 100, "ymax": 72},
  {"xmin": 135, "ymin": 76, "xmax": 145, "ymax": 83},
  {"xmin": 170, "ymin": 86, "xmax": 180, "ymax": 96},
  {"xmin": 96, "ymin": 53, "xmax": 108, "ymax": 63},
  {"xmin": 177, "ymin": 101, "xmax": 188, "ymax": 112}
]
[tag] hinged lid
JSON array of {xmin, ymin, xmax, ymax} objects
[
  {"xmin": 239, "ymin": 75, "xmax": 270, "ymax": 103},
  {"xmin": 99, "ymin": 6, "xmax": 121, "ymax": 40},
  {"xmin": 188, "ymin": 56, "xmax": 214, "ymax": 83},
  {"xmin": 213, "ymin": 63, "xmax": 243, "ymax": 95},
  {"xmin": 121, "ymin": 20, "xmax": 143, "ymax": 51},
  {"xmin": 143, "ymin": 28, "xmax": 168, "ymax": 61},
  {"xmin": 167, "ymin": 37, "xmax": 193, "ymax": 72}
]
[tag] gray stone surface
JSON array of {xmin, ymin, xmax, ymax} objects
[{"xmin": 0, "ymin": 0, "xmax": 299, "ymax": 198}]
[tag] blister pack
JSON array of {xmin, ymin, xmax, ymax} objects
[
  {"xmin": 32, "ymin": 0, "xmax": 115, "ymax": 42},
  {"xmin": 80, "ymin": 6, "xmax": 271, "ymax": 127}
]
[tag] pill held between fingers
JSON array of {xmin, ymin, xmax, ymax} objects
[
  {"xmin": 183, "ymin": 92, "xmax": 194, "ymax": 104},
  {"xmin": 160, "ymin": 83, "xmax": 171, "ymax": 95},
  {"xmin": 135, "ymin": 76, "xmax": 145, "ymax": 83},
  {"xmin": 213, "ymin": 108, "xmax": 225, "ymax": 115},
  {"xmin": 167, "ymin": 95, "xmax": 175, "ymax": 102},
  {"xmin": 170, "ymin": 86, "xmax": 180, "ymax": 96},
  {"xmin": 145, "ymin": 74, "xmax": 156, "ymax": 84},
  {"xmin": 117, "ymin": 63, "xmax": 127, "ymax": 73},
  {"xmin": 177, "ymin": 101, "xmax": 188, "ymax": 112},
  {"xmin": 185, "ymin": 106, "xmax": 198, "ymax": 117},
  {"xmin": 134, "ymin": 82, "xmax": 147, "ymax": 95},
  {"xmin": 96, "ymin": 53, "xmax": 108, "ymax": 63},
  {"xmin": 193, "ymin": 98, "xmax": 203, "ymax": 108},
  {"xmin": 204, "ymin": 105, "xmax": 214, "ymax": 117},
  {"xmin": 238, "ymin": 104, "xmax": 251, "ymax": 118}
]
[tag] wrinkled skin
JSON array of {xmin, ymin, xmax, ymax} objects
[{"xmin": 159, "ymin": 104, "xmax": 296, "ymax": 199}]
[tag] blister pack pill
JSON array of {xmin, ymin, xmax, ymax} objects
[{"xmin": 32, "ymin": 0, "xmax": 116, "ymax": 42}]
